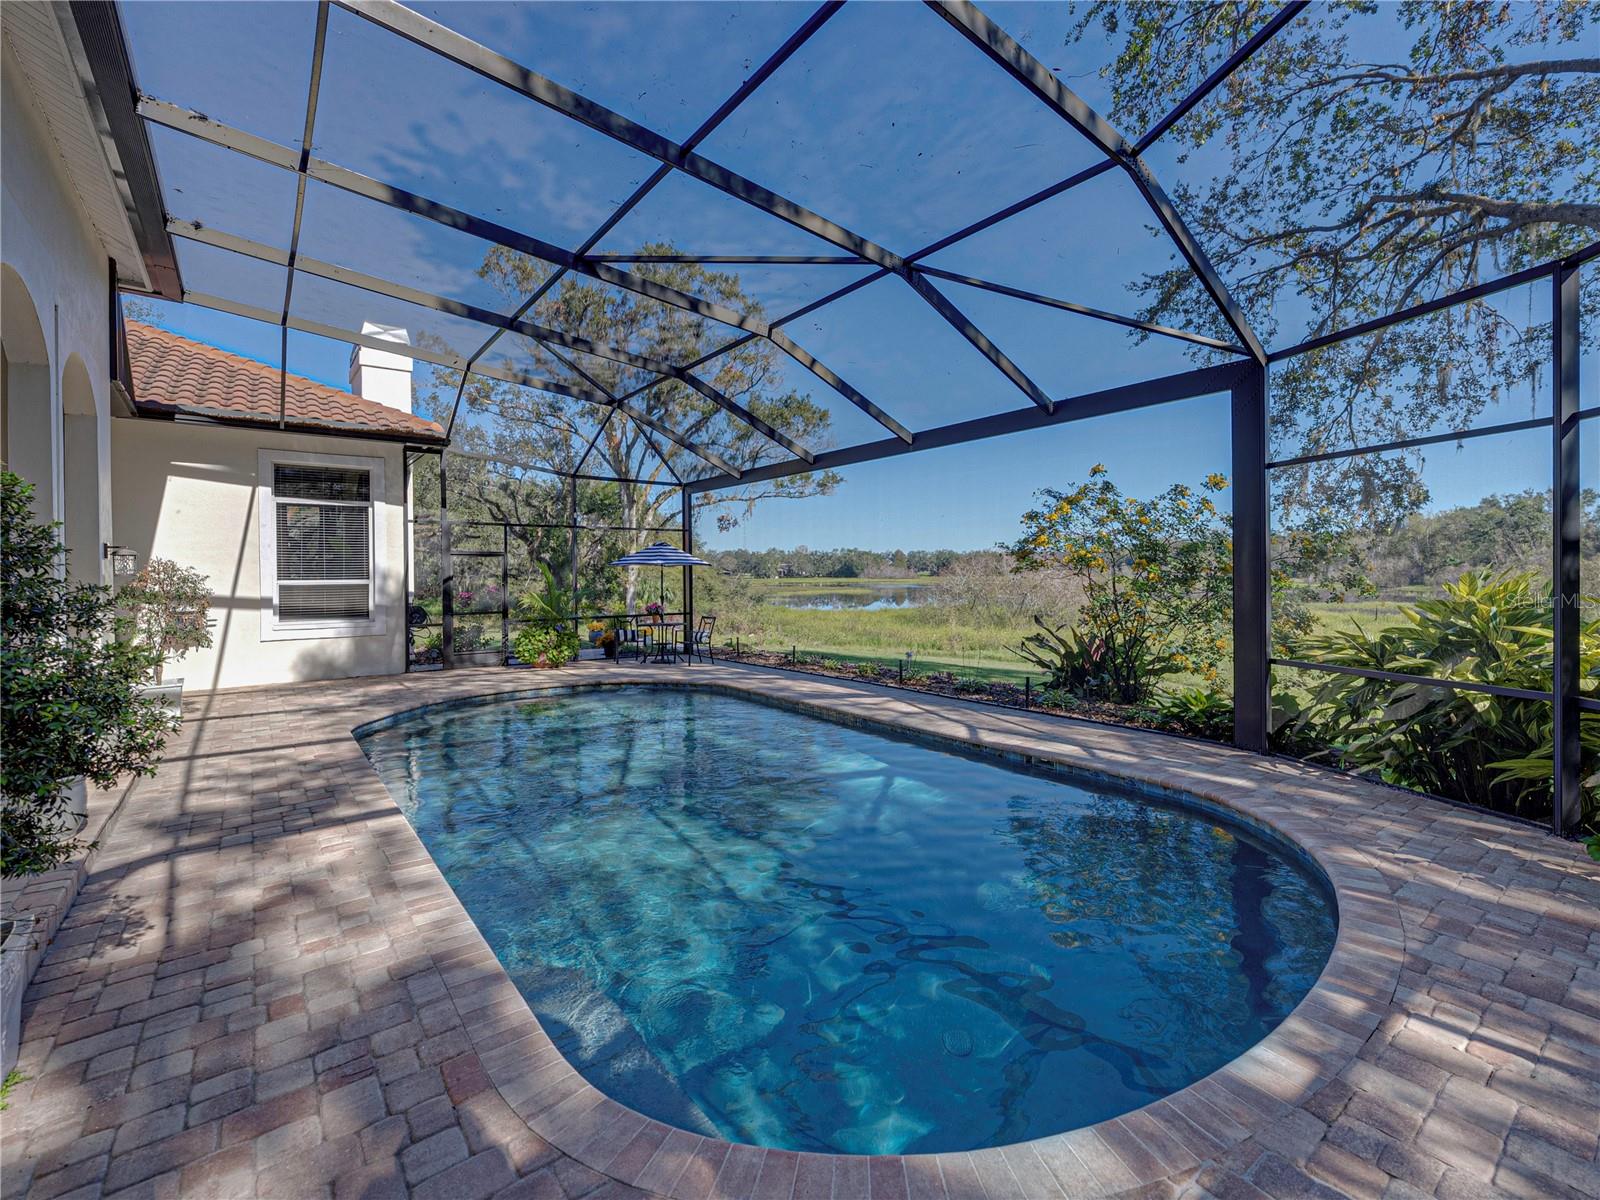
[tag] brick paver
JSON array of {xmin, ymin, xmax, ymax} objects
[{"xmin": 4, "ymin": 663, "xmax": 1597, "ymax": 1199}]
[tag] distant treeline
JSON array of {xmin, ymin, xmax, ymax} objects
[
  {"xmin": 707, "ymin": 491, "xmax": 1595, "ymax": 586},
  {"xmin": 702, "ymin": 546, "xmax": 978, "ymax": 578}
]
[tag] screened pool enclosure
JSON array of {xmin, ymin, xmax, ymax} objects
[{"xmin": 102, "ymin": 0, "xmax": 1595, "ymax": 836}]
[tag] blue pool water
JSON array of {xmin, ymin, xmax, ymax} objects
[{"xmin": 359, "ymin": 688, "xmax": 1336, "ymax": 1155}]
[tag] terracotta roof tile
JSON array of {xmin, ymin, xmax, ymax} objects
[{"xmin": 125, "ymin": 320, "xmax": 446, "ymax": 443}]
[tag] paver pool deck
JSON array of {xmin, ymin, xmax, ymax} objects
[{"xmin": 3, "ymin": 662, "xmax": 1597, "ymax": 1200}]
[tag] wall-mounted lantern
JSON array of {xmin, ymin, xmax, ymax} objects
[{"xmin": 103, "ymin": 544, "xmax": 138, "ymax": 576}]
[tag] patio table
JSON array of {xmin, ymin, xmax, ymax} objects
[{"xmin": 641, "ymin": 620, "xmax": 685, "ymax": 664}]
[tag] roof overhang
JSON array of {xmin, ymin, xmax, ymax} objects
[{"xmin": 2, "ymin": 1, "xmax": 180, "ymax": 299}]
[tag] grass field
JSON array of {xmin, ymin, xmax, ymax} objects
[{"xmin": 714, "ymin": 577, "xmax": 1420, "ymax": 687}]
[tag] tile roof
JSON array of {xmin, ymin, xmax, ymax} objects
[{"xmin": 124, "ymin": 320, "xmax": 446, "ymax": 443}]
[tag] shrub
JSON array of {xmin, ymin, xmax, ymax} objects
[
  {"xmin": 119, "ymin": 557, "xmax": 213, "ymax": 681},
  {"xmin": 1, "ymin": 472, "xmax": 175, "ymax": 874},
  {"xmin": 1008, "ymin": 466, "xmax": 1233, "ymax": 702}
]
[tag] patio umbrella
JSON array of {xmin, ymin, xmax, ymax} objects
[{"xmin": 608, "ymin": 542, "xmax": 712, "ymax": 612}]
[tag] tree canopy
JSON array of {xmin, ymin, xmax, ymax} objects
[{"xmin": 1071, "ymin": 0, "xmax": 1598, "ymax": 528}]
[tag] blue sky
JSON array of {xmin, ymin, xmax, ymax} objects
[{"xmin": 121, "ymin": 1, "xmax": 1568, "ymax": 551}]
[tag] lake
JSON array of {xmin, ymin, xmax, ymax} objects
[{"xmin": 762, "ymin": 582, "xmax": 932, "ymax": 611}]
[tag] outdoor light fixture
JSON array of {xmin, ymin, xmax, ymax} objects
[{"xmin": 103, "ymin": 544, "xmax": 138, "ymax": 576}]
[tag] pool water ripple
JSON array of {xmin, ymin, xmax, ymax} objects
[{"xmin": 360, "ymin": 689, "xmax": 1335, "ymax": 1155}]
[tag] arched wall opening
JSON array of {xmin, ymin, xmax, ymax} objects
[
  {"xmin": 60, "ymin": 351, "xmax": 102, "ymax": 583},
  {"xmin": 1, "ymin": 263, "xmax": 56, "ymax": 528}
]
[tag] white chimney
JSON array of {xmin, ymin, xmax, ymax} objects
[{"xmin": 348, "ymin": 322, "xmax": 413, "ymax": 413}]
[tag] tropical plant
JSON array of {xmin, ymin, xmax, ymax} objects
[
  {"xmin": 513, "ymin": 563, "xmax": 580, "ymax": 667},
  {"xmin": 1147, "ymin": 687, "xmax": 1236, "ymax": 743},
  {"xmin": 1, "ymin": 472, "xmax": 175, "ymax": 874},
  {"xmin": 1008, "ymin": 464, "xmax": 1368, "ymax": 702},
  {"xmin": 1012, "ymin": 617, "xmax": 1118, "ymax": 698},
  {"xmin": 119, "ymin": 557, "xmax": 213, "ymax": 682},
  {"xmin": 1278, "ymin": 571, "xmax": 1597, "ymax": 832}
]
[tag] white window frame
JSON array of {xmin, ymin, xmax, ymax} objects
[{"xmin": 257, "ymin": 449, "xmax": 387, "ymax": 641}]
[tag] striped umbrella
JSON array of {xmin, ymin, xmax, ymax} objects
[{"xmin": 608, "ymin": 542, "xmax": 712, "ymax": 610}]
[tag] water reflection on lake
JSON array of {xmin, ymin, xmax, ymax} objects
[{"xmin": 762, "ymin": 583, "xmax": 931, "ymax": 610}]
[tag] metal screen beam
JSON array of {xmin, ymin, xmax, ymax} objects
[
  {"xmin": 277, "ymin": 1, "xmax": 330, "ymax": 427},
  {"xmin": 1270, "ymin": 659, "xmax": 1553, "ymax": 705},
  {"xmin": 1268, "ymin": 246, "xmax": 1600, "ymax": 361},
  {"xmin": 587, "ymin": 254, "xmax": 869, "ymax": 265},
  {"xmin": 453, "ymin": 2, "xmax": 847, "ymax": 445},
  {"xmin": 924, "ymin": 0, "xmax": 1267, "ymax": 364},
  {"xmin": 616, "ymin": 160, "xmax": 1131, "ymax": 412},
  {"xmin": 900, "ymin": 270, "xmax": 1053, "ymax": 411},
  {"xmin": 1266, "ymin": 416, "xmax": 1551, "ymax": 470},
  {"xmin": 336, "ymin": 0, "xmax": 908, "ymax": 271},
  {"xmin": 1231, "ymin": 363, "xmax": 1270, "ymax": 752},
  {"xmin": 1553, "ymin": 262, "xmax": 1581, "ymax": 836},
  {"xmin": 64, "ymin": 1, "xmax": 183, "ymax": 298},
  {"xmin": 138, "ymin": 97, "xmax": 906, "ymax": 446},
  {"xmin": 685, "ymin": 359, "xmax": 1247, "ymax": 493},
  {"xmin": 766, "ymin": 330, "xmax": 913, "ymax": 441},
  {"xmin": 906, "ymin": 160, "xmax": 1119, "ymax": 263},
  {"xmin": 176, "ymin": 288, "xmax": 733, "ymax": 475},
  {"xmin": 917, "ymin": 266, "xmax": 1250, "ymax": 354},
  {"xmin": 167, "ymin": 218, "xmax": 814, "ymax": 464},
  {"xmin": 335, "ymin": 1, "xmax": 1073, "ymax": 439},
  {"xmin": 136, "ymin": 100, "xmax": 764, "ymax": 335},
  {"xmin": 682, "ymin": 492, "xmax": 695, "ymax": 636}
]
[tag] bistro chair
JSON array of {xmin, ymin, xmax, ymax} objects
[
  {"xmin": 618, "ymin": 620, "xmax": 650, "ymax": 664},
  {"xmin": 689, "ymin": 615, "xmax": 716, "ymax": 663}
]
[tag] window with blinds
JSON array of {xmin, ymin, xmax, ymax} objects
[{"xmin": 272, "ymin": 463, "xmax": 372, "ymax": 622}]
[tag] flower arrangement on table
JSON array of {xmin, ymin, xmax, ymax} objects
[{"xmin": 644, "ymin": 601, "xmax": 664, "ymax": 620}]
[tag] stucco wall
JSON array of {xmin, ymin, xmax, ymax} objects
[
  {"xmin": 1, "ymin": 40, "xmax": 113, "ymax": 581},
  {"xmin": 111, "ymin": 420, "xmax": 408, "ymax": 692}
]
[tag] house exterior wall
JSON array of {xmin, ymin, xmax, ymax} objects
[
  {"xmin": 1, "ymin": 40, "xmax": 113, "ymax": 582},
  {"xmin": 111, "ymin": 420, "xmax": 409, "ymax": 692}
]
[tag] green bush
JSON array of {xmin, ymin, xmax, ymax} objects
[
  {"xmin": 512, "ymin": 623, "xmax": 579, "ymax": 668},
  {"xmin": 1, "ymin": 472, "xmax": 175, "ymax": 874}
]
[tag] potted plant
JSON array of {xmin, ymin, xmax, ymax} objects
[
  {"xmin": 120, "ymin": 557, "xmax": 213, "ymax": 714},
  {"xmin": 1, "ymin": 470, "xmax": 174, "ymax": 868},
  {"xmin": 599, "ymin": 629, "xmax": 620, "ymax": 660},
  {"xmin": 644, "ymin": 600, "xmax": 664, "ymax": 622},
  {"xmin": 588, "ymin": 620, "xmax": 606, "ymax": 645}
]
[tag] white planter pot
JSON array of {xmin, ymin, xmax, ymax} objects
[
  {"xmin": 139, "ymin": 678, "xmax": 184, "ymax": 720},
  {"xmin": 0, "ymin": 913, "xmax": 38, "ymax": 1076},
  {"xmin": 58, "ymin": 776, "xmax": 87, "ymax": 833}
]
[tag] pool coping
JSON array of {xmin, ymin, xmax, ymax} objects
[{"xmin": 353, "ymin": 666, "xmax": 1407, "ymax": 1199}]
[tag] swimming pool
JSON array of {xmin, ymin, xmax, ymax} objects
[{"xmin": 359, "ymin": 687, "xmax": 1336, "ymax": 1156}]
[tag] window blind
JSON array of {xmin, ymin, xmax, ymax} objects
[
  {"xmin": 272, "ymin": 464, "xmax": 372, "ymax": 622},
  {"xmin": 274, "ymin": 464, "xmax": 370, "ymax": 503}
]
